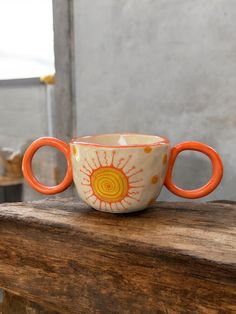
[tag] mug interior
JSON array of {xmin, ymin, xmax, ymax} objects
[{"xmin": 71, "ymin": 133, "xmax": 169, "ymax": 147}]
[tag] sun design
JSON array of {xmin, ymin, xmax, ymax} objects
[{"xmin": 80, "ymin": 151, "xmax": 144, "ymax": 211}]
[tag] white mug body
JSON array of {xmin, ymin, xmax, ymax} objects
[{"xmin": 70, "ymin": 134, "xmax": 169, "ymax": 213}]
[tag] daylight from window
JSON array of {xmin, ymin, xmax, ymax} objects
[{"xmin": 0, "ymin": 0, "xmax": 54, "ymax": 79}]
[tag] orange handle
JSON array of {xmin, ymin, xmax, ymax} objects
[
  {"xmin": 22, "ymin": 137, "xmax": 73, "ymax": 195},
  {"xmin": 164, "ymin": 141, "xmax": 223, "ymax": 198}
]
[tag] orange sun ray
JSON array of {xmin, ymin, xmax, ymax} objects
[
  {"xmin": 85, "ymin": 158, "xmax": 94, "ymax": 171},
  {"xmin": 120, "ymin": 155, "xmax": 132, "ymax": 169},
  {"xmin": 127, "ymin": 195, "xmax": 140, "ymax": 202},
  {"xmin": 83, "ymin": 178, "xmax": 90, "ymax": 183},
  {"xmin": 117, "ymin": 158, "xmax": 125, "ymax": 168},
  {"xmin": 96, "ymin": 151, "xmax": 102, "ymax": 166},
  {"xmin": 126, "ymin": 166, "xmax": 136, "ymax": 174},
  {"xmin": 111, "ymin": 151, "xmax": 116, "ymax": 166},
  {"xmin": 128, "ymin": 169, "xmax": 143, "ymax": 178},
  {"xmin": 129, "ymin": 178, "xmax": 143, "ymax": 184},
  {"xmin": 82, "ymin": 165, "xmax": 92, "ymax": 174},
  {"xmin": 80, "ymin": 169, "xmax": 90, "ymax": 176}
]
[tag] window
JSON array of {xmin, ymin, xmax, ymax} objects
[{"xmin": 0, "ymin": 0, "xmax": 54, "ymax": 79}]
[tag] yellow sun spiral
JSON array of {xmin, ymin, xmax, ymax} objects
[{"xmin": 90, "ymin": 167, "xmax": 129, "ymax": 203}]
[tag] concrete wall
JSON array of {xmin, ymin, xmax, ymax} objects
[
  {"xmin": 73, "ymin": 0, "xmax": 236, "ymax": 201},
  {"xmin": 0, "ymin": 78, "xmax": 48, "ymax": 148},
  {"xmin": 0, "ymin": 78, "xmax": 57, "ymax": 200}
]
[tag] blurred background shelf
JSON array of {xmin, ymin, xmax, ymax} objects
[{"xmin": 0, "ymin": 176, "xmax": 23, "ymax": 203}]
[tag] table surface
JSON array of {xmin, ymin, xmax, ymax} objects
[{"xmin": 0, "ymin": 198, "xmax": 235, "ymax": 313}]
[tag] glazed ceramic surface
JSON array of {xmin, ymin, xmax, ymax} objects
[
  {"xmin": 70, "ymin": 134, "xmax": 170, "ymax": 213},
  {"xmin": 22, "ymin": 133, "xmax": 223, "ymax": 214}
]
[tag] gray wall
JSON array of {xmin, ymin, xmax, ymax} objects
[
  {"xmin": 0, "ymin": 78, "xmax": 57, "ymax": 200},
  {"xmin": 0, "ymin": 78, "xmax": 48, "ymax": 148},
  {"xmin": 73, "ymin": 0, "xmax": 236, "ymax": 201}
]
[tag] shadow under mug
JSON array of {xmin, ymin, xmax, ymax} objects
[{"xmin": 22, "ymin": 133, "xmax": 223, "ymax": 213}]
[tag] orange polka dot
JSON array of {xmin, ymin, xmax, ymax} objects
[
  {"xmin": 151, "ymin": 175, "xmax": 158, "ymax": 184},
  {"xmin": 144, "ymin": 146, "xmax": 152, "ymax": 153},
  {"xmin": 162, "ymin": 154, "xmax": 167, "ymax": 165},
  {"xmin": 72, "ymin": 146, "xmax": 77, "ymax": 156}
]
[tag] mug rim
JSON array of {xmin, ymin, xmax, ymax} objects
[{"xmin": 70, "ymin": 132, "xmax": 169, "ymax": 148}]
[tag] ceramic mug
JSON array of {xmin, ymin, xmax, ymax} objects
[{"xmin": 22, "ymin": 133, "xmax": 223, "ymax": 213}]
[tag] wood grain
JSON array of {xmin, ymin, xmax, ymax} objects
[
  {"xmin": 0, "ymin": 198, "xmax": 235, "ymax": 313},
  {"xmin": 1, "ymin": 290, "xmax": 60, "ymax": 314}
]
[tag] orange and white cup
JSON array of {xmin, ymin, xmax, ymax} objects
[{"xmin": 22, "ymin": 133, "xmax": 223, "ymax": 213}]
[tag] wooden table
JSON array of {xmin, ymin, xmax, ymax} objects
[{"xmin": 0, "ymin": 198, "xmax": 235, "ymax": 313}]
